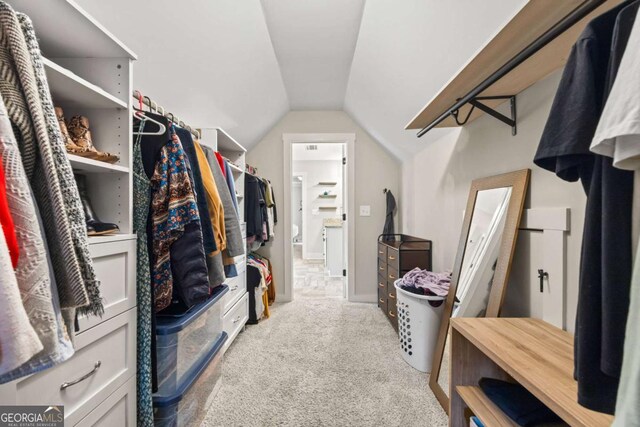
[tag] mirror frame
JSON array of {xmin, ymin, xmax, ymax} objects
[{"xmin": 428, "ymin": 169, "xmax": 531, "ymax": 413}]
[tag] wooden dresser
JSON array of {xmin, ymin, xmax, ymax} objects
[
  {"xmin": 377, "ymin": 234, "xmax": 432, "ymax": 331},
  {"xmin": 450, "ymin": 318, "xmax": 614, "ymax": 427}
]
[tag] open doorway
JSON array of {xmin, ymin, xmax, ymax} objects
[{"xmin": 291, "ymin": 143, "xmax": 346, "ymax": 298}]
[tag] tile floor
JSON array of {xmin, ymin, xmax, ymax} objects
[{"xmin": 293, "ymin": 244, "xmax": 344, "ymax": 298}]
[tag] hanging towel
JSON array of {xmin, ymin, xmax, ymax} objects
[
  {"xmin": 17, "ymin": 12, "xmax": 101, "ymax": 320},
  {"xmin": 0, "ymin": 94, "xmax": 73, "ymax": 384},
  {"xmin": 0, "ymin": 4, "xmax": 94, "ymax": 319}
]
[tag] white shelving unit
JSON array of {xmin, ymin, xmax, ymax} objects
[
  {"xmin": 0, "ymin": 1, "xmax": 138, "ymax": 425},
  {"xmin": 201, "ymin": 127, "xmax": 249, "ymax": 354}
]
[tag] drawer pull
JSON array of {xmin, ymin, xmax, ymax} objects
[
  {"xmin": 388, "ymin": 293, "xmax": 396, "ymax": 299},
  {"xmin": 379, "ymin": 266, "xmax": 384, "ymax": 270},
  {"xmin": 230, "ymin": 285, "xmax": 239, "ymax": 291},
  {"xmin": 378, "ymin": 251, "xmax": 384, "ymax": 254},
  {"xmin": 388, "ymin": 256, "xmax": 396, "ymax": 260},
  {"xmin": 232, "ymin": 316, "xmax": 242, "ymax": 324},
  {"xmin": 379, "ymin": 298, "xmax": 384, "ymax": 304},
  {"xmin": 378, "ymin": 282, "xmax": 385, "ymax": 288},
  {"xmin": 388, "ymin": 310, "xmax": 396, "ymax": 318},
  {"xmin": 60, "ymin": 361, "xmax": 101, "ymax": 390},
  {"xmin": 389, "ymin": 274, "xmax": 396, "ymax": 280}
]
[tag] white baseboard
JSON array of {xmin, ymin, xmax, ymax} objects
[{"xmin": 349, "ymin": 294, "xmax": 376, "ymax": 303}]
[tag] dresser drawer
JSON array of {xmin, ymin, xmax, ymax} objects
[
  {"xmin": 79, "ymin": 237, "xmax": 136, "ymax": 332},
  {"xmin": 12, "ymin": 308, "xmax": 136, "ymax": 426},
  {"xmin": 223, "ymin": 269, "xmax": 247, "ymax": 314},
  {"xmin": 387, "ymin": 303, "xmax": 398, "ymax": 331},
  {"xmin": 377, "ymin": 257, "xmax": 387, "ymax": 277},
  {"xmin": 377, "ymin": 243, "xmax": 387, "ymax": 261},
  {"xmin": 387, "ymin": 247, "xmax": 399, "ymax": 270},
  {"xmin": 223, "ymin": 292, "xmax": 249, "ymax": 351},
  {"xmin": 377, "ymin": 287, "xmax": 387, "ymax": 311},
  {"xmin": 387, "ymin": 265, "xmax": 399, "ymax": 282},
  {"xmin": 75, "ymin": 376, "xmax": 135, "ymax": 426},
  {"xmin": 386, "ymin": 280, "xmax": 397, "ymax": 303},
  {"xmin": 377, "ymin": 274, "xmax": 386, "ymax": 292}
]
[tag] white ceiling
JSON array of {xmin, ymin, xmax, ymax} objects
[
  {"xmin": 75, "ymin": 0, "xmax": 527, "ymax": 159},
  {"xmin": 260, "ymin": 0, "xmax": 365, "ymax": 110}
]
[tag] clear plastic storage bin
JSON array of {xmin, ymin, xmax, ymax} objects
[
  {"xmin": 153, "ymin": 332, "xmax": 227, "ymax": 427},
  {"xmin": 156, "ymin": 285, "xmax": 228, "ymax": 391}
]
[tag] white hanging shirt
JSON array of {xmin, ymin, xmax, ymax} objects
[{"xmin": 591, "ymin": 11, "xmax": 640, "ymax": 171}]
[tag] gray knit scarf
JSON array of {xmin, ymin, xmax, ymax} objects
[
  {"xmin": 0, "ymin": 3, "xmax": 102, "ymax": 320},
  {"xmin": 17, "ymin": 12, "xmax": 102, "ymax": 318}
]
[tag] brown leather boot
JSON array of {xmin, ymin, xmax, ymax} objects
[
  {"xmin": 67, "ymin": 115, "xmax": 120, "ymax": 164},
  {"xmin": 56, "ymin": 107, "xmax": 89, "ymax": 156}
]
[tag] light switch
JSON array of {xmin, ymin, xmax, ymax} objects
[{"xmin": 359, "ymin": 205, "xmax": 371, "ymax": 216}]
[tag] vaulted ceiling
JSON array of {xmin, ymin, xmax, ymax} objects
[{"xmin": 76, "ymin": 0, "xmax": 527, "ymax": 160}]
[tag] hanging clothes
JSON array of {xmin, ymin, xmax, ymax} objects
[
  {"xmin": 0, "ymin": 3, "xmax": 100, "ymax": 325},
  {"xmin": 263, "ymin": 178, "xmax": 275, "ymax": 239},
  {"xmin": 383, "ymin": 190, "xmax": 396, "ymax": 235},
  {"xmin": 587, "ymin": 4, "xmax": 640, "ymax": 424},
  {"xmin": 223, "ymin": 160, "xmax": 240, "ymax": 214},
  {"xmin": 175, "ymin": 127, "xmax": 216, "ymax": 254},
  {"xmin": 0, "ymin": 160, "xmax": 17, "ymax": 267},
  {"xmin": 192, "ymin": 141, "xmax": 227, "ymax": 287},
  {"xmin": 245, "ymin": 174, "xmax": 266, "ymax": 247},
  {"xmin": 132, "ymin": 121, "xmax": 154, "ymax": 426},
  {"xmin": 150, "ymin": 129, "xmax": 207, "ymax": 311},
  {"xmin": 533, "ymin": 1, "xmax": 635, "ymax": 413},
  {"xmin": 0, "ymin": 94, "xmax": 73, "ymax": 384},
  {"xmin": 0, "ymin": 196, "xmax": 42, "ymax": 378}
]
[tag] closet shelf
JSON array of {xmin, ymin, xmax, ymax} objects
[
  {"xmin": 406, "ymin": 0, "xmax": 623, "ymax": 136},
  {"xmin": 456, "ymin": 386, "xmax": 518, "ymax": 427},
  {"xmin": 215, "ymin": 128, "xmax": 246, "ymax": 153},
  {"xmin": 43, "ymin": 58, "xmax": 127, "ymax": 109},
  {"xmin": 11, "ymin": 0, "xmax": 136, "ymax": 59},
  {"xmin": 227, "ymin": 162, "xmax": 243, "ymax": 175},
  {"xmin": 68, "ymin": 154, "xmax": 130, "ymax": 174},
  {"xmin": 87, "ymin": 233, "xmax": 136, "ymax": 245}
]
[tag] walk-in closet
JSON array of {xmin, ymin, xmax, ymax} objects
[{"xmin": 0, "ymin": 0, "xmax": 639, "ymax": 426}]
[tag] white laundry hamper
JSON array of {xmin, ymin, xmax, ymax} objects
[{"xmin": 394, "ymin": 280, "xmax": 445, "ymax": 372}]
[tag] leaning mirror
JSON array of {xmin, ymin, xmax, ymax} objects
[{"xmin": 429, "ymin": 169, "xmax": 530, "ymax": 413}]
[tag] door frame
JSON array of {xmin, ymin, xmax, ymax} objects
[
  {"xmin": 283, "ymin": 133, "xmax": 356, "ymax": 302},
  {"xmin": 291, "ymin": 171, "xmax": 308, "ymax": 258}
]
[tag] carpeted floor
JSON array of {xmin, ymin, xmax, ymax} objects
[{"xmin": 202, "ymin": 294, "xmax": 448, "ymax": 426}]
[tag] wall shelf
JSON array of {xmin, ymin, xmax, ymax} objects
[
  {"xmin": 456, "ymin": 386, "xmax": 518, "ymax": 427},
  {"xmin": 318, "ymin": 194, "xmax": 337, "ymax": 199},
  {"xmin": 68, "ymin": 154, "xmax": 130, "ymax": 174},
  {"xmin": 406, "ymin": 0, "xmax": 624, "ymax": 136},
  {"xmin": 318, "ymin": 206, "xmax": 338, "ymax": 210},
  {"xmin": 318, "ymin": 181, "xmax": 337, "ymax": 186},
  {"xmin": 450, "ymin": 318, "xmax": 613, "ymax": 427},
  {"xmin": 43, "ymin": 58, "xmax": 127, "ymax": 109}
]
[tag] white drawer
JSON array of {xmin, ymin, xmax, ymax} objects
[
  {"xmin": 11, "ymin": 308, "xmax": 136, "ymax": 426},
  {"xmin": 75, "ymin": 376, "xmax": 135, "ymax": 427},
  {"xmin": 79, "ymin": 236, "xmax": 136, "ymax": 332},
  {"xmin": 222, "ymin": 269, "xmax": 246, "ymax": 314},
  {"xmin": 223, "ymin": 292, "xmax": 249, "ymax": 352}
]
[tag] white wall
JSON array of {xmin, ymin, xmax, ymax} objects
[
  {"xmin": 292, "ymin": 160, "xmax": 343, "ymax": 259},
  {"xmin": 247, "ymin": 111, "xmax": 401, "ymax": 302},
  {"xmin": 401, "ymin": 72, "xmax": 587, "ymax": 333}
]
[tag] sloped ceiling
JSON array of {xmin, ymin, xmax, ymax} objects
[{"xmin": 76, "ymin": 0, "xmax": 527, "ymax": 158}]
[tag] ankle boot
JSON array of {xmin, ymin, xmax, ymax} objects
[
  {"xmin": 67, "ymin": 115, "xmax": 120, "ymax": 164},
  {"xmin": 56, "ymin": 107, "xmax": 88, "ymax": 156},
  {"xmin": 75, "ymin": 174, "xmax": 119, "ymax": 236}
]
